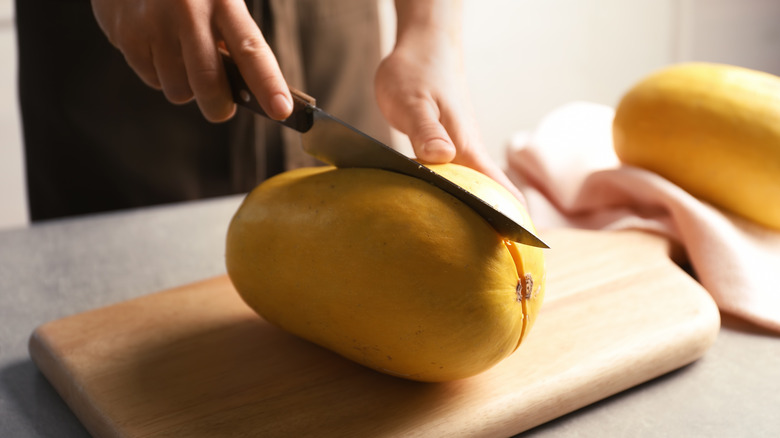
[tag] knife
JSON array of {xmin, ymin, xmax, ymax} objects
[{"xmin": 221, "ymin": 54, "xmax": 548, "ymax": 248}]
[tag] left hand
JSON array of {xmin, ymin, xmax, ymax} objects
[{"xmin": 374, "ymin": 1, "xmax": 526, "ymax": 203}]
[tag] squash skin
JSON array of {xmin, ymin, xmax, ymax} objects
[
  {"xmin": 613, "ymin": 62, "xmax": 780, "ymax": 229},
  {"xmin": 225, "ymin": 164, "xmax": 545, "ymax": 382}
]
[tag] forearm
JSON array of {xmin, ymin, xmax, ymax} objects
[{"xmin": 393, "ymin": 0, "xmax": 462, "ymax": 49}]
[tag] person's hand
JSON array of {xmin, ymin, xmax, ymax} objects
[
  {"xmin": 90, "ymin": 0, "xmax": 292, "ymax": 122},
  {"xmin": 375, "ymin": 0, "xmax": 526, "ymax": 202}
]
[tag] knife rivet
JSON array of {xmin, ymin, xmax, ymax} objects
[{"xmin": 239, "ymin": 89, "xmax": 251, "ymax": 103}]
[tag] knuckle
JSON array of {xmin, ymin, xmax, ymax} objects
[
  {"xmin": 235, "ymin": 35, "xmax": 272, "ymax": 60},
  {"xmin": 190, "ymin": 74, "xmax": 225, "ymax": 104},
  {"xmin": 188, "ymin": 67, "xmax": 233, "ymax": 120},
  {"xmin": 189, "ymin": 64, "xmax": 221, "ymax": 88},
  {"xmin": 416, "ymin": 120, "xmax": 445, "ymax": 136}
]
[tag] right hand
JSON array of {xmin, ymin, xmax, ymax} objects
[{"xmin": 91, "ymin": 0, "xmax": 293, "ymax": 122}]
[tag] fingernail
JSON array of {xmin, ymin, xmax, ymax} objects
[
  {"xmin": 270, "ymin": 93, "xmax": 292, "ymax": 119},
  {"xmin": 423, "ymin": 139, "xmax": 446, "ymax": 152},
  {"xmin": 422, "ymin": 139, "xmax": 455, "ymax": 161}
]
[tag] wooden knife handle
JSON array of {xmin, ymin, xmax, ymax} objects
[{"xmin": 221, "ymin": 51, "xmax": 315, "ymax": 133}]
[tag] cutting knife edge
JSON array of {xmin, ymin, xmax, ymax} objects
[{"xmin": 221, "ymin": 54, "xmax": 548, "ymax": 249}]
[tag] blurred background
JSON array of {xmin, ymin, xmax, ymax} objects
[{"xmin": 1, "ymin": 0, "xmax": 779, "ymax": 230}]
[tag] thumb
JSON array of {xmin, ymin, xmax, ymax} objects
[{"xmin": 399, "ymin": 100, "xmax": 457, "ymax": 164}]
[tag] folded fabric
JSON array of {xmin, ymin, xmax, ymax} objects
[{"xmin": 506, "ymin": 102, "xmax": 780, "ymax": 334}]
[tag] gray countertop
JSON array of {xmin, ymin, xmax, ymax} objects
[{"xmin": 1, "ymin": 196, "xmax": 778, "ymax": 437}]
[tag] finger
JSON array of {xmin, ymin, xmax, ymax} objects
[
  {"xmin": 469, "ymin": 153, "xmax": 528, "ymax": 206},
  {"xmin": 438, "ymin": 104, "xmax": 528, "ymax": 204},
  {"xmin": 151, "ymin": 41, "xmax": 195, "ymax": 105},
  {"xmin": 180, "ymin": 19, "xmax": 236, "ymax": 122},
  {"xmin": 100, "ymin": 9, "xmax": 162, "ymax": 91},
  {"xmin": 215, "ymin": 0, "xmax": 291, "ymax": 120},
  {"xmin": 121, "ymin": 42, "xmax": 162, "ymax": 90},
  {"xmin": 438, "ymin": 99, "xmax": 478, "ymax": 158},
  {"xmin": 446, "ymin": 130, "xmax": 528, "ymax": 205},
  {"xmin": 397, "ymin": 97, "xmax": 457, "ymax": 163}
]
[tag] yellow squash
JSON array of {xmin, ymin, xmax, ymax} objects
[
  {"xmin": 225, "ymin": 164, "xmax": 545, "ymax": 382},
  {"xmin": 613, "ymin": 62, "xmax": 780, "ymax": 229}
]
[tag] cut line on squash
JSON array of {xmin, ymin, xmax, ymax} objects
[{"xmin": 504, "ymin": 239, "xmax": 529, "ymax": 353}]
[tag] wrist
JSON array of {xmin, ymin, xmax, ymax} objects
[{"xmin": 393, "ymin": 0, "xmax": 462, "ymax": 49}]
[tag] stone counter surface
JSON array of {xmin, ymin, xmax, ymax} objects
[{"xmin": 1, "ymin": 195, "xmax": 778, "ymax": 437}]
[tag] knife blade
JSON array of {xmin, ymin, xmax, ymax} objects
[{"xmin": 221, "ymin": 54, "xmax": 548, "ymax": 248}]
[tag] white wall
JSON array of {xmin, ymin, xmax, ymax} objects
[
  {"xmin": 383, "ymin": 0, "xmax": 780, "ymax": 168},
  {"xmin": 677, "ymin": 0, "xmax": 780, "ymax": 74},
  {"xmin": 460, "ymin": 0, "xmax": 677, "ymax": 165},
  {"xmin": 461, "ymin": 0, "xmax": 780, "ymax": 168},
  {"xmin": 1, "ymin": 0, "xmax": 779, "ymax": 230}
]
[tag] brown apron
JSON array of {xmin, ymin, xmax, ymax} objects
[
  {"xmin": 17, "ymin": 0, "xmax": 390, "ymax": 221},
  {"xmin": 236, "ymin": 0, "xmax": 391, "ymax": 184}
]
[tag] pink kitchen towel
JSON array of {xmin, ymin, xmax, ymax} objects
[{"xmin": 506, "ymin": 102, "xmax": 780, "ymax": 334}]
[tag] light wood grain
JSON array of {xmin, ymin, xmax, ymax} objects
[{"xmin": 29, "ymin": 229, "xmax": 720, "ymax": 437}]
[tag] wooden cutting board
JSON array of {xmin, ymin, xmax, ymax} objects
[{"xmin": 29, "ymin": 229, "xmax": 720, "ymax": 438}]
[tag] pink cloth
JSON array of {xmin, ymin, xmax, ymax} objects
[{"xmin": 506, "ymin": 102, "xmax": 780, "ymax": 334}]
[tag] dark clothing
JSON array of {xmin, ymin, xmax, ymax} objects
[{"xmin": 16, "ymin": 0, "xmax": 389, "ymax": 221}]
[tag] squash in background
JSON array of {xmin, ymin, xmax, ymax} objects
[
  {"xmin": 613, "ymin": 63, "xmax": 780, "ymax": 229},
  {"xmin": 226, "ymin": 164, "xmax": 545, "ymax": 382}
]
